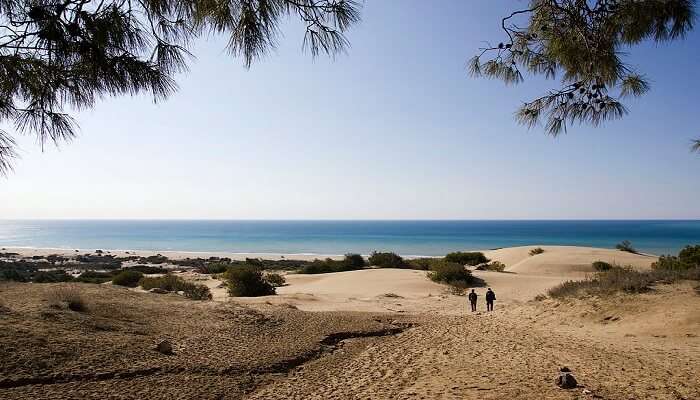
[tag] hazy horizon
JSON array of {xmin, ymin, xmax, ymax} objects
[{"xmin": 2, "ymin": 0, "xmax": 699, "ymax": 220}]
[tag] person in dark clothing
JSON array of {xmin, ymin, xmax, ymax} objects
[
  {"xmin": 468, "ymin": 289, "xmax": 478, "ymax": 312},
  {"xmin": 485, "ymin": 288, "xmax": 496, "ymax": 311}
]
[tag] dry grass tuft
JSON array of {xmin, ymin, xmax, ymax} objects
[
  {"xmin": 548, "ymin": 266, "xmax": 700, "ymax": 299},
  {"xmin": 47, "ymin": 285, "xmax": 87, "ymax": 312}
]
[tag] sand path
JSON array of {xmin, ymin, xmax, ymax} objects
[{"xmin": 248, "ymin": 300, "xmax": 700, "ymax": 400}]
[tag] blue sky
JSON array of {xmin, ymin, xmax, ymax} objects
[{"xmin": 2, "ymin": 1, "xmax": 699, "ymax": 219}]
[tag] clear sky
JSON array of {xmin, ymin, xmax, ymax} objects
[{"xmin": 2, "ymin": 1, "xmax": 699, "ymax": 220}]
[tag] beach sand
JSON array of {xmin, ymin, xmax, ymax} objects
[{"xmin": 1, "ymin": 245, "xmax": 698, "ymax": 399}]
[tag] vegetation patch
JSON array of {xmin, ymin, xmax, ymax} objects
[
  {"xmin": 529, "ymin": 247, "xmax": 545, "ymax": 256},
  {"xmin": 139, "ymin": 274, "xmax": 212, "ymax": 300},
  {"xmin": 444, "ymin": 251, "xmax": 490, "ymax": 266},
  {"xmin": 652, "ymin": 245, "xmax": 700, "ymax": 271},
  {"xmin": 47, "ymin": 286, "xmax": 87, "ymax": 312},
  {"xmin": 615, "ymin": 240, "xmax": 637, "ymax": 254},
  {"xmin": 405, "ymin": 258, "xmax": 442, "ymax": 271},
  {"xmin": 368, "ymin": 252, "xmax": 406, "ymax": 268},
  {"xmin": 111, "ymin": 270, "xmax": 144, "ymax": 287},
  {"xmin": 548, "ymin": 266, "xmax": 700, "ymax": 299},
  {"xmin": 300, "ymin": 254, "xmax": 366, "ymax": 274},
  {"xmin": 226, "ymin": 267, "xmax": 276, "ymax": 297},
  {"xmin": 75, "ymin": 271, "xmax": 115, "ymax": 284},
  {"xmin": 592, "ymin": 261, "xmax": 613, "ymax": 271},
  {"xmin": 264, "ymin": 272, "xmax": 286, "ymax": 287},
  {"xmin": 476, "ymin": 261, "xmax": 506, "ymax": 272},
  {"xmin": 124, "ymin": 265, "xmax": 168, "ymax": 274},
  {"xmin": 427, "ymin": 261, "xmax": 474, "ymax": 287}
]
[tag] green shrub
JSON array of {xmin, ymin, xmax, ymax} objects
[
  {"xmin": 139, "ymin": 254, "xmax": 169, "ymax": 264},
  {"xmin": 124, "ymin": 265, "xmax": 168, "ymax": 274},
  {"xmin": 75, "ymin": 271, "xmax": 114, "ymax": 284},
  {"xmin": 476, "ymin": 261, "xmax": 506, "ymax": 272},
  {"xmin": 368, "ymin": 251, "xmax": 405, "ymax": 268},
  {"xmin": 342, "ymin": 253, "xmax": 366, "ymax": 270},
  {"xmin": 226, "ymin": 267, "xmax": 275, "ymax": 297},
  {"xmin": 198, "ymin": 262, "xmax": 230, "ymax": 274},
  {"xmin": 529, "ymin": 247, "xmax": 545, "ymax": 256},
  {"xmin": 140, "ymin": 274, "xmax": 181, "ymax": 291},
  {"xmin": 592, "ymin": 261, "xmax": 613, "ymax": 271},
  {"xmin": 33, "ymin": 270, "xmax": 74, "ymax": 283},
  {"xmin": 615, "ymin": 240, "xmax": 637, "ymax": 253},
  {"xmin": 678, "ymin": 245, "xmax": 700, "ymax": 266},
  {"xmin": 299, "ymin": 254, "xmax": 366, "ymax": 274},
  {"xmin": 139, "ymin": 274, "xmax": 212, "ymax": 300},
  {"xmin": 427, "ymin": 261, "xmax": 474, "ymax": 286},
  {"xmin": 0, "ymin": 267, "xmax": 29, "ymax": 282},
  {"xmin": 265, "ymin": 272, "xmax": 286, "ymax": 287},
  {"xmin": 444, "ymin": 251, "xmax": 490, "ymax": 266},
  {"xmin": 405, "ymin": 258, "xmax": 441, "ymax": 271},
  {"xmin": 111, "ymin": 270, "xmax": 143, "ymax": 287}
]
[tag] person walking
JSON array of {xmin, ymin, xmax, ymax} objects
[
  {"xmin": 468, "ymin": 289, "xmax": 478, "ymax": 312},
  {"xmin": 485, "ymin": 288, "xmax": 496, "ymax": 311}
]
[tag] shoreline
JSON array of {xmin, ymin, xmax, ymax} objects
[{"xmin": 0, "ymin": 244, "xmax": 659, "ymax": 262}]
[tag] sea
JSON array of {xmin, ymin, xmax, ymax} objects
[{"xmin": 1, "ymin": 220, "xmax": 699, "ymax": 257}]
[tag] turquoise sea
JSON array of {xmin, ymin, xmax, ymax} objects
[{"xmin": 1, "ymin": 220, "xmax": 699, "ymax": 256}]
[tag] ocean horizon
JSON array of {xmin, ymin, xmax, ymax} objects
[{"xmin": 1, "ymin": 219, "xmax": 699, "ymax": 257}]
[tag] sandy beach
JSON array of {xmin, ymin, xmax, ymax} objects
[{"xmin": 1, "ymin": 245, "xmax": 698, "ymax": 399}]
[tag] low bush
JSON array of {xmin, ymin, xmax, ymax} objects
[
  {"xmin": 592, "ymin": 261, "xmax": 613, "ymax": 271},
  {"xmin": 615, "ymin": 240, "xmax": 637, "ymax": 254},
  {"xmin": 343, "ymin": 253, "xmax": 367, "ymax": 270},
  {"xmin": 226, "ymin": 267, "xmax": 276, "ymax": 297},
  {"xmin": 299, "ymin": 254, "xmax": 367, "ymax": 274},
  {"xmin": 139, "ymin": 274, "xmax": 212, "ymax": 300},
  {"xmin": 427, "ymin": 261, "xmax": 474, "ymax": 286},
  {"xmin": 529, "ymin": 247, "xmax": 545, "ymax": 256},
  {"xmin": 405, "ymin": 258, "xmax": 441, "ymax": 271},
  {"xmin": 111, "ymin": 270, "xmax": 144, "ymax": 287},
  {"xmin": 653, "ymin": 245, "xmax": 700, "ymax": 271},
  {"xmin": 476, "ymin": 261, "xmax": 506, "ymax": 272},
  {"xmin": 140, "ymin": 274, "xmax": 181, "ymax": 291},
  {"xmin": 444, "ymin": 251, "xmax": 490, "ymax": 266},
  {"xmin": 0, "ymin": 266, "xmax": 30, "ymax": 282},
  {"xmin": 75, "ymin": 271, "xmax": 115, "ymax": 284},
  {"xmin": 33, "ymin": 270, "xmax": 74, "ymax": 283},
  {"xmin": 139, "ymin": 254, "xmax": 169, "ymax": 264},
  {"xmin": 368, "ymin": 251, "xmax": 405, "ymax": 268},
  {"xmin": 197, "ymin": 262, "xmax": 230, "ymax": 274},
  {"xmin": 48, "ymin": 286, "xmax": 87, "ymax": 312},
  {"xmin": 124, "ymin": 265, "xmax": 168, "ymax": 274},
  {"xmin": 264, "ymin": 272, "xmax": 286, "ymax": 287}
]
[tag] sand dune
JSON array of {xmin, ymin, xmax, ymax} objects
[
  {"xmin": 485, "ymin": 245, "xmax": 656, "ymax": 276},
  {"xmin": 231, "ymin": 246, "xmax": 659, "ymax": 313}
]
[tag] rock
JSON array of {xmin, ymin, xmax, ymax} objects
[
  {"xmin": 556, "ymin": 370, "xmax": 577, "ymax": 389},
  {"xmin": 149, "ymin": 288, "xmax": 169, "ymax": 294},
  {"xmin": 156, "ymin": 340, "xmax": 173, "ymax": 355}
]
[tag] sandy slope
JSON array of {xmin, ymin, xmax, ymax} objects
[
  {"xmin": 485, "ymin": 245, "xmax": 657, "ymax": 276},
  {"xmin": 230, "ymin": 246, "xmax": 658, "ymax": 313},
  {"xmin": 248, "ymin": 285, "xmax": 700, "ymax": 400}
]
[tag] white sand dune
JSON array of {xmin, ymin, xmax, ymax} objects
[{"xmin": 485, "ymin": 245, "xmax": 656, "ymax": 276}]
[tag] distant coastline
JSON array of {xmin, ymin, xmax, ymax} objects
[{"xmin": 1, "ymin": 220, "xmax": 699, "ymax": 256}]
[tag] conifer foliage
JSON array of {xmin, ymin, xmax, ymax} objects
[
  {"xmin": 470, "ymin": 0, "xmax": 696, "ymax": 146},
  {"xmin": 0, "ymin": 0, "xmax": 361, "ymax": 173}
]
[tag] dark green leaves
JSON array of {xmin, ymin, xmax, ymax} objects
[
  {"xmin": 471, "ymin": 0, "xmax": 695, "ymax": 143},
  {"xmin": 0, "ymin": 0, "xmax": 362, "ymax": 174}
]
